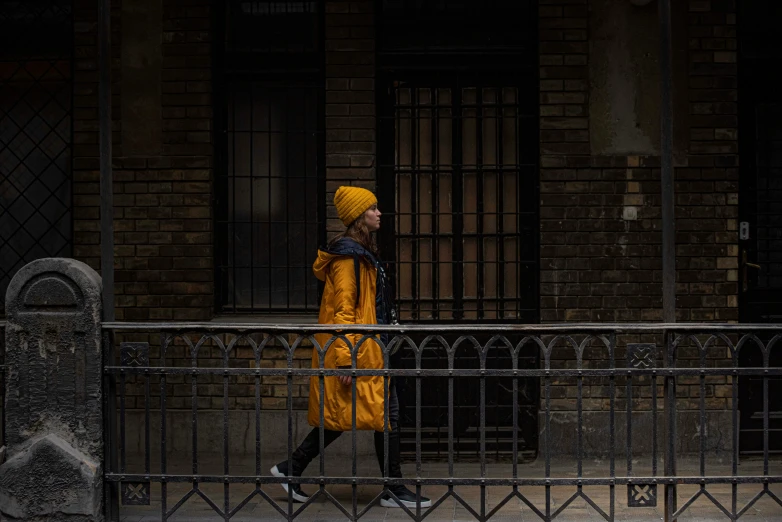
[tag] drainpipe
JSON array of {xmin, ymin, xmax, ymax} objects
[
  {"xmin": 99, "ymin": 0, "xmax": 114, "ymax": 322},
  {"xmin": 659, "ymin": 0, "xmax": 676, "ymax": 325},
  {"xmin": 658, "ymin": 2, "xmax": 678, "ymax": 522}
]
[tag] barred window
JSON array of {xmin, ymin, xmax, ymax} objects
[{"xmin": 215, "ymin": 0, "xmax": 324, "ymax": 314}]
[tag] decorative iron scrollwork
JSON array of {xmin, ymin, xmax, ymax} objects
[
  {"xmin": 120, "ymin": 342, "xmax": 149, "ymax": 367},
  {"xmin": 627, "ymin": 343, "xmax": 656, "ymax": 369},
  {"xmin": 627, "ymin": 483, "xmax": 657, "ymax": 507},
  {"xmin": 122, "ymin": 481, "xmax": 150, "ymax": 506}
]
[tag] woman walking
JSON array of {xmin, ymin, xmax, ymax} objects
[{"xmin": 271, "ymin": 186, "xmax": 431, "ymax": 509}]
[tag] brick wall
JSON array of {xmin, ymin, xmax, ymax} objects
[
  {"xmin": 66, "ymin": 0, "xmax": 738, "ymax": 424},
  {"xmin": 324, "ymin": 0, "xmax": 376, "ymax": 237},
  {"xmin": 539, "ymin": 0, "xmax": 737, "ymax": 324},
  {"xmin": 539, "ymin": 0, "xmax": 736, "ymax": 419},
  {"xmin": 72, "ymin": 0, "xmax": 213, "ymax": 322}
]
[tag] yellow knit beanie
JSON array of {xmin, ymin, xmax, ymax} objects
[{"xmin": 334, "ymin": 186, "xmax": 377, "ymax": 226}]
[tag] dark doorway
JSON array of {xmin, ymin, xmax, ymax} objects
[
  {"xmin": 376, "ymin": 0, "xmax": 539, "ymax": 459},
  {"xmin": 737, "ymin": 0, "xmax": 782, "ymax": 454}
]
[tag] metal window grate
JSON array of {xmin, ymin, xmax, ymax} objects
[
  {"xmin": 380, "ymin": 80, "xmax": 538, "ymax": 322},
  {"xmin": 0, "ymin": 0, "xmax": 72, "ymax": 313},
  {"xmin": 215, "ymin": 1, "xmax": 324, "ymax": 314}
]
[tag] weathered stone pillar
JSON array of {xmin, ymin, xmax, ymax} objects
[{"xmin": 0, "ymin": 258, "xmax": 104, "ymax": 521}]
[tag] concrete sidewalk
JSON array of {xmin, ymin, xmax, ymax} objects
[{"xmin": 118, "ymin": 456, "xmax": 782, "ymax": 521}]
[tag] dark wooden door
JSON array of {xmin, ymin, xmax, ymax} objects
[
  {"xmin": 737, "ymin": 0, "xmax": 782, "ymax": 454},
  {"xmin": 377, "ymin": 76, "xmax": 539, "ymax": 459}
]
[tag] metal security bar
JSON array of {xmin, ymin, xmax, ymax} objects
[
  {"xmin": 0, "ymin": 0, "xmax": 73, "ymax": 313},
  {"xmin": 380, "ymin": 80, "xmax": 538, "ymax": 323},
  {"xmin": 214, "ymin": 0, "xmax": 324, "ymax": 314},
  {"xmin": 103, "ymin": 322, "xmax": 782, "ymax": 521}
]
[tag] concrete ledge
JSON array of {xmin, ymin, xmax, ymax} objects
[
  {"xmin": 122, "ymin": 409, "xmax": 734, "ymax": 465},
  {"xmin": 123, "ymin": 410, "xmax": 376, "ymax": 460},
  {"xmin": 539, "ymin": 410, "xmax": 733, "ymax": 458}
]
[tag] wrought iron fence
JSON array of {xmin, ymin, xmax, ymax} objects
[{"xmin": 100, "ymin": 322, "xmax": 782, "ymax": 521}]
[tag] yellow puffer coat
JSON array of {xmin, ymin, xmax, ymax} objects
[{"xmin": 307, "ymin": 250, "xmax": 386, "ymax": 432}]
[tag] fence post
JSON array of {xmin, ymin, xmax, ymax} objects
[
  {"xmin": 0, "ymin": 258, "xmax": 104, "ymax": 520},
  {"xmin": 664, "ymin": 330, "xmax": 677, "ymax": 522}
]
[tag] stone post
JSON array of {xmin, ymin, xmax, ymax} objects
[{"xmin": 0, "ymin": 258, "xmax": 104, "ymax": 521}]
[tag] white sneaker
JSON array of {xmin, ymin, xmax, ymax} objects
[
  {"xmin": 270, "ymin": 464, "xmax": 309, "ymax": 503},
  {"xmin": 380, "ymin": 487, "xmax": 432, "ymax": 508}
]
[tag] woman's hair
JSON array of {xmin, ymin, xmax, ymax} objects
[{"xmin": 328, "ymin": 209, "xmax": 378, "ymax": 255}]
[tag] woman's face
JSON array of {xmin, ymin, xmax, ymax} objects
[{"xmin": 363, "ymin": 204, "xmax": 381, "ymax": 232}]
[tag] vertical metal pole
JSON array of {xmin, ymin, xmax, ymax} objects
[
  {"xmin": 660, "ymin": 1, "xmax": 677, "ymax": 517},
  {"xmin": 664, "ymin": 331, "xmax": 677, "ymax": 522},
  {"xmin": 98, "ymin": 0, "xmax": 116, "ymax": 517},
  {"xmin": 103, "ymin": 331, "xmax": 119, "ymax": 521},
  {"xmin": 659, "ymin": 0, "xmax": 675, "ymax": 324},
  {"xmin": 99, "ymin": 0, "xmax": 115, "ymax": 322}
]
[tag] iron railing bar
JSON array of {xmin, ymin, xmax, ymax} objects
[
  {"xmin": 544, "ymin": 366, "xmax": 551, "ymax": 520},
  {"xmin": 191, "ymin": 342, "xmax": 198, "ymax": 476},
  {"xmin": 577, "ymin": 347, "xmax": 583, "ymax": 479},
  {"xmin": 735, "ymin": 489, "xmax": 766, "ymax": 518},
  {"xmin": 609, "ymin": 333, "xmax": 616, "ymax": 521},
  {"xmin": 102, "ymin": 322, "xmax": 782, "ymax": 333},
  {"xmin": 383, "ymin": 355, "xmax": 389, "ymax": 487},
  {"xmin": 672, "ymin": 487, "xmax": 704, "ymax": 520},
  {"xmin": 652, "ymin": 362, "xmax": 658, "ymax": 477},
  {"xmin": 101, "ymin": 366, "xmax": 782, "ymax": 377},
  {"xmin": 223, "ymin": 342, "xmax": 230, "ymax": 520},
  {"xmin": 351, "ymin": 348, "xmax": 358, "ymax": 519},
  {"xmin": 665, "ymin": 330, "xmax": 677, "ymax": 522},
  {"xmin": 730, "ymin": 352, "xmax": 738, "ymax": 517},
  {"xmin": 119, "ymin": 371, "xmax": 126, "ymax": 474},
  {"xmin": 416, "ymin": 351, "xmax": 422, "ymax": 477},
  {"xmin": 102, "ymin": 331, "xmax": 119, "ymax": 521},
  {"xmin": 448, "ymin": 352, "xmax": 454, "ymax": 477},
  {"xmin": 163, "ymin": 488, "xmax": 198, "ymax": 520},
  {"xmin": 145, "ymin": 362, "xmax": 151, "ymax": 475},
  {"xmin": 193, "ymin": 489, "xmax": 226, "ymax": 519},
  {"xmin": 626, "ymin": 343, "xmax": 633, "ymax": 479},
  {"xmin": 104, "ymin": 473, "xmax": 782, "ymax": 486},
  {"xmin": 763, "ymin": 369, "xmax": 769, "ymax": 476},
  {"xmin": 286, "ymin": 336, "xmax": 294, "ymax": 517},
  {"xmin": 160, "ymin": 339, "xmax": 168, "ymax": 520},
  {"xmin": 551, "ymin": 490, "xmax": 581, "ymax": 519},
  {"xmin": 512, "ymin": 348, "xmax": 519, "ymax": 479},
  {"xmin": 255, "ymin": 343, "xmax": 261, "ymax": 476},
  {"xmin": 699, "ymin": 344, "xmax": 706, "ymax": 477},
  {"xmin": 318, "ymin": 346, "xmax": 326, "ymax": 483}
]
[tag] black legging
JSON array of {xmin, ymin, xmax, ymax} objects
[{"xmin": 287, "ymin": 381, "xmax": 399, "ymax": 477}]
